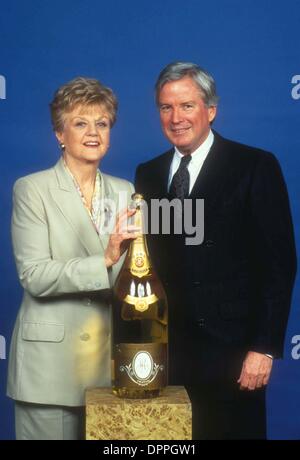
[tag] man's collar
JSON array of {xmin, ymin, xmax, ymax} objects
[
  {"xmin": 174, "ymin": 129, "xmax": 214, "ymax": 163},
  {"xmin": 174, "ymin": 129, "xmax": 214, "ymax": 160}
]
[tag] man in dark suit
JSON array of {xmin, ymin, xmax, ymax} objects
[{"xmin": 135, "ymin": 62, "xmax": 297, "ymax": 439}]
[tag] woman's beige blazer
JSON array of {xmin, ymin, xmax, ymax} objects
[{"xmin": 7, "ymin": 157, "xmax": 133, "ymax": 406}]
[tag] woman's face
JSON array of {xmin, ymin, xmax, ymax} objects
[{"xmin": 56, "ymin": 104, "xmax": 111, "ymax": 165}]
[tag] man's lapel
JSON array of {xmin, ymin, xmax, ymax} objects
[
  {"xmin": 159, "ymin": 134, "xmax": 229, "ymax": 204},
  {"xmin": 50, "ymin": 157, "xmax": 107, "ymax": 255},
  {"xmin": 189, "ymin": 132, "xmax": 230, "ymax": 208},
  {"xmin": 156, "ymin": 149, "xmax": 174, "ymax": 197}
]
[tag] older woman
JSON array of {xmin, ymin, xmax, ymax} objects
[{"xmin": 7, "ymin": 77, "xmax": 138, "ymax": 440}]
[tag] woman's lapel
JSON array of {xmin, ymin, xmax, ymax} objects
[{"xmin": 50, "ymin": 157, "xmax": 107, "ymax": 255}]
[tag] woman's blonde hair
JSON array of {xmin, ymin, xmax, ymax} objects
[{"xmin": 50, "ymin": 77, "xmax": 118, "ymax": 132}]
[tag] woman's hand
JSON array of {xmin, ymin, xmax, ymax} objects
[{"xmin": 104, "ymin": 207, "xmax": 140, "ymax": 267}]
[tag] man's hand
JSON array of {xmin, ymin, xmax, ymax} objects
[
  {"xmin": 237, "ymin": 351, "xmax": 273, "ymax": 390},
  {"xmin": 104, "ymin": 207, "xmax": 140, "ymax": 267}
]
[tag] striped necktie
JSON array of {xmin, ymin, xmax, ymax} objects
[{"xmin": 169, "ymin": 154, "xmax": 192, "ymax": 201}]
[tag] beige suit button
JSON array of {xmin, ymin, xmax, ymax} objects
[
  {"xmin": 84, "ymin": 298, "xmax": 92, "ymax": 306},
  {"xmin": 80, "ymin": 333, "xmax": 90, "ymax": 341}
]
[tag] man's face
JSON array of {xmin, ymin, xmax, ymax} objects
[{"xmin": 158, "ymin": 76, "xmax": 217, "ymax": 154}]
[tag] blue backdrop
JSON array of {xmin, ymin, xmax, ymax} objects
[{"xmin": 0, "ymin": 0, "xmax": 299, "ymax": 440}]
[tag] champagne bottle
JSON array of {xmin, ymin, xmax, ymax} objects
[{"xmin": 112, "ymin": 193, "xmax": 168, "ymax": 398}]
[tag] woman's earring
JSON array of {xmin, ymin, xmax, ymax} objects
[{"xmin": 60, "ymin": 143, "xmax": 65, "ymax": 151}]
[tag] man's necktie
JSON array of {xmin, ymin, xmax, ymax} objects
[{"xmin": 169, "ymin": 154, "xmax": 192, "ymax": 201}]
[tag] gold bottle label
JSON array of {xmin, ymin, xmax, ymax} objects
[
  {"xmin": 114, "ymin": 343, "xmax": 167, "ymax": 389},
  {"xmin": 127, "ymin": 199, "xmax": 151, "ymax": 278},
  {"xmin": 129, "ymin": 245, "xmax": 150, "ymax": 278},
  {"xmin": 124, "ymin": 293, "xmax": 158, "ymax": 312}
]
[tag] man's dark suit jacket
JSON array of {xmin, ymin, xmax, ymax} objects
[{"xmin": 135, "ymin": 131, "xmax": 297, "ymax": 387}]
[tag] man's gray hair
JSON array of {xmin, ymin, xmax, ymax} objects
[{"xmin": 155, "ymin": 61, "xmax": 219, "ymax": 107}]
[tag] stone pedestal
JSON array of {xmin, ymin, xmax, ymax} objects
[{"xmin": 85, "ymin": 386, "xmax": 191, "ymax": 440}]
